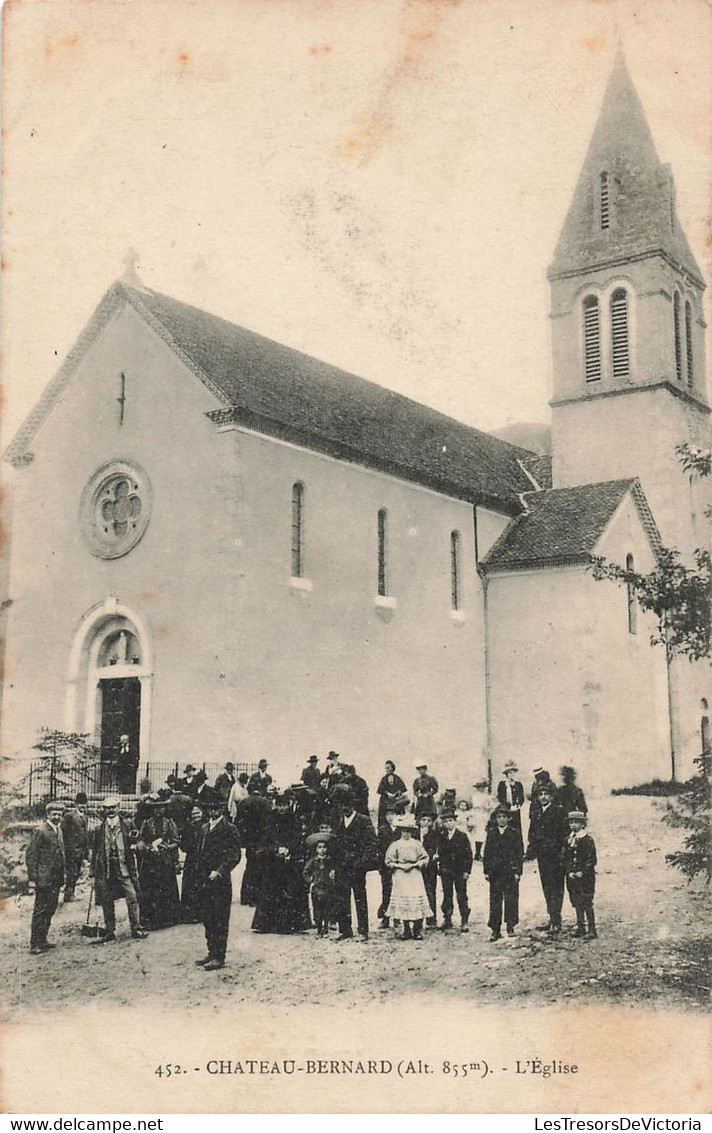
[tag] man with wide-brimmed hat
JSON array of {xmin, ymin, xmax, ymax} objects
[
  {"xmin": 194, "ymin": 788, "xmax": 241, "ymax": 970},
  {"xmin": 214, "ymin": 762, "xmax": 236, "ymax": 802},
  {"xmin": 300, "ymin": 755, "xmax": 322, "ymax": 790},
  {"xmin": 91, "ymin": 796, "xmax": 147, "ymax": 943},
  {"xmin": 26, "ymin": 799, "xmax": 67, "ymax": 953}
]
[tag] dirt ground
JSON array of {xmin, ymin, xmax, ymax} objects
[{"xmin": 2, "ymin": 794, "xmax": 709, "ymax": 1021}]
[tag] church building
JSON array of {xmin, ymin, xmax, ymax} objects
[{"xmin": 2, "ymin": 54, "xmax": 709, "ymax": 795}]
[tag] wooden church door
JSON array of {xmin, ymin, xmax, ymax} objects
[{"xmin": 100, "ymin": 677, "xmax": 141, "ymax": 793}]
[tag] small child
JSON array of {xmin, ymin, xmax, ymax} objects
[
  {"xmin": 303, "ymin": 832, "xmax": 338, "ymax": 937},
  {"xmin": 482, "ymin": 805, "xmax": 523, "ymax": 941},
  {"xmin": 455, "ymin": 798, "xmax": 478, "ymax": 857},
  {"xmin": 562, "ymin": 810, "xmax": 597, "ymax": 940},
  {"xmin": 385, "ymin": 817, "xmax": 433, "ymax": 940}
]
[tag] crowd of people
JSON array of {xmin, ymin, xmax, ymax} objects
[{"xmin": 24, "ymin": 754, "xmax": 598, "ymax": 971}]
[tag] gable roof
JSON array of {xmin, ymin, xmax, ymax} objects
[
  {"xmin": 481, "ymin": 478, "xmax": 661, "ymax": 573},
  {"xmin": 5, "ymin": 281, "xmax": 535, "ymax": 514},
  {"xmin": 550, "ymin": 51, "xmax": 703, "ymax": 287}
]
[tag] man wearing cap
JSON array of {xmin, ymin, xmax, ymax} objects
[
  {"xmin": 247, "ymin": 759, "xmax": 272, "ymax": 797},
  {"xmin": 301, "ymin": 755, "xmax": 322, "ymax": 790},
  {"xmin": 61, "ymin": 792, "xmax": 90, "ymax": 902},
  {"xmin": 26, "ymin": 800, "xmax": 66, "ymax": 953},
  {"xmin": 214, "ymin": 762, "xmax": 237, "ymax": 802},
  {"xmin": 413, "ymin": 764, "xmax": 439, "ymax": 820},
  {"xmin": 91, "ymin": 796, "xmax": 148, "ymax": 942},
  {"xmin": 333, "ymin": 788, "xmax": 379, "ymax": 940},
  {"xmin": 525, "ymin": 782, "xmax": 568, "ymax": 935},
  {"xmin": 194, "ymin": 789, "xmax": 242, "ymax": 970}
]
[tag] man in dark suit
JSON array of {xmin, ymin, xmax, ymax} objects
[
  {"xmin": 91, "ymin": 796, "xmax": 148, "ymax": 943},
  {"xmin": 26, "ymin": 800, "xmax": 66, "ymax": 954},
  {"xmin": 301, "ymin": 755, "xmax": 322, "ymax": 790},
  {"xmin": 437, "ymin": 809, "xmax": 473, "ymax": 932},
  {"xmin": 525, "ymin": 782, "xmax": 568, "ymax": 934},
  {"xmin": 247, "ymin": 759, "xmax": 273, "ymax": 797},
  {"xmin": 61, "ymin": 793, "xmax": 89, "ymax": 902},
  {"xmin": 483, "ymin": 805, "xmax": 524, "ymax": 940},
  {"xmin": 333, "ymin": 788, "xmax": 378, "ymax": 940},
  {"xmin": 377, "ymin": 805, "xmax": 400, "ymax": 927},
  {"xmin": 195, "ymin": 789, "xmax": 242, "ymax": 970},
  {"xmin": 214, "ymin": 762, "xmax": 236, "ymax": 801}
]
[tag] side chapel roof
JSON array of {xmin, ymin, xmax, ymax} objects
[{"xmin": 481, "ymin": 478, "xmax": 661, "ymax": 573}]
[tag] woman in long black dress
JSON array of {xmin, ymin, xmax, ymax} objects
[
  {"xmin": 376, "ymin": 761, "xmax": 407, "ymax": 827},
  {"xmin": 252, "ymin": 796, "xmax": 311, "ymax": 934},
  {"xmin": 179, "ymin": 802, "xmax": 205, "ymax": 923},
  {"xmin": 136, "ymin": 797, "xmax": 181, "ymax": 929}
]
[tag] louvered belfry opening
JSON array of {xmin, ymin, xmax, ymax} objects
[
  {"xmin": 377, "ymin": 508, "xmax": 388, "ymax": 596},
  {"xmin": 600, "ymin": 171, "xmax": 610, "ymax": 230},
  {"xmin": 610, "ymin": 288, "xmax": 630, "ymax": 378},
  {"xmin": 685, "ymin": 302, "xmax": 694, "ymax": 387},
  {"xmin": 674, "ymin": 292, "xmax": 683, "ymax": 381},
  {"xmin": 291, "ymin": 482, "xmax": 304, "ymax": 577},
  {"xmin": 583, "ymin": 295, "xmax": 602, "ymax": 381}
]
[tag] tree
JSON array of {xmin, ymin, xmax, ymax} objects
[
  {"xmin": 31, "ymin": 728, "xmax": 101, "ymax": 801},
  {"xmin": 663, "ymin": 749, "xmax": 711, "ymax": 884}
]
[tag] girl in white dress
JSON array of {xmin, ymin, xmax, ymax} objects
[{"xmin": 385, "ymin": 817, "xmax": 433, "ymax": 940}]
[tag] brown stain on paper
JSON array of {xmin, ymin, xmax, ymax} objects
[{"xmin": 340, "ymin": 0, "xmax": 461, "ymax": 167}]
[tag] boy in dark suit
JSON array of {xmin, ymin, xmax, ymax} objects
[
  {"xmin": 377, "ymin": 804, "xmax": 400, "ymax": 928},
  {"xmin": 26, "ymin": 800, "xmax": 66, "ymax": 954},
  {"xmin": 483, "ymin": 804, "xmax": 523, "ymax": 940},
  {"xmin": 195, "ymin": 789, "xmax": 242, "ymax": 970},
  {"xmin": 563, "ymin": 811, "xmax": 598, "ymax": 940},
  {"xmin": 437, "ymin": 809, "xmax": 473, "ymax": 932}
]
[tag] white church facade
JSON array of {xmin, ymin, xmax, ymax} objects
[{"xmin": 2, "ymin": 55, "xmax": 709, "ymax": 795}]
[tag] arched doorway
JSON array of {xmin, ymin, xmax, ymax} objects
[{"xmin": 66, "ymin": 600, "xmax": 153, "ymax": 793}]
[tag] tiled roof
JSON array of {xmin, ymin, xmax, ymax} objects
[
  {"xmin": 520, "ymin": 453, "xmax": 552, "ymax": 490},
  {"xmin": 481, "ymin": 478, "xmax": 660, "ymax": 572},
  {"xmin": 130, "ymin": 286, "xmax": 536, "ymax": 511},
  {"xmin": 4, "ymin": 281, "xmax": 535, "ymax": 512}
]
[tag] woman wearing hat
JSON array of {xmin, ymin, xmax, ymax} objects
[
  {"xmin": 136, "ymin": 796, "xmax": 181, "ymax": 929},
  {"xmin": 384, "ymin": 816, "xmax": 433, "ymax": 940},
  {"xmin": 497, "ymin": 761, "xmax": 525, "ymax": 855}
]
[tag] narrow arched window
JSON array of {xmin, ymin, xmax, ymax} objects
[
  {"xmin": 610, "ymin": 288, "xmax": 629, "ymax": 378},
  {"xmin": 626, "ymin": 553, "xmax": 637, "ymax": 635},
  {"xmin": 582, "ymin": 295, "xmax": 601, "ymax": 382},
  {"xmin": 450, "ymin": 531, "xmax": 461, "ymax": 611},
  {"xmin": 673, "ymin": 292, "xmax": 682, "ymax": 381},
  {"xmin": 291, "ymin": 483, "xmax": 304, "ymax": 578},
  {"xmin": 377, "ymin": 509, "xmax": 388, "ymax": 596},
  {"xmin": 685, "ymin": 302, "xmax": 694, "ymax": 387},
  {"xmin": 600, "ymin": 172, "xmax": 610, "ymax": 230}
]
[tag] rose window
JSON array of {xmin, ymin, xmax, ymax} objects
[{"xmin": 80, "ymin": 461, "xmax": 152, "ymax": 559}]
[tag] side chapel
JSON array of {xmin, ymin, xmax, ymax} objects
[{"xmin": 2, "ymin": 54, "xmax": 709, "ymax": 794}]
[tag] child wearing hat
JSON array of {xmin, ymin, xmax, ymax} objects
[
  {"xmin": 303, "ymin": 832, "xmax": 340, "ymax": 937},
  {"xmin": 384, "ymin": 817, "xmax": 433, "ymax": 940},
  {"xmin": 482, "ymin": 805, "xmax": 523, "ymax": 941},
  {"xmin": 563, "ymin": 811, "xmax": 598, "ymax": 940}
]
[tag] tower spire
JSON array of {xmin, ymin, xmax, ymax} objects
[{"xmin": 549, "ymin": 51, "xmax": 703, "ymax": 286}]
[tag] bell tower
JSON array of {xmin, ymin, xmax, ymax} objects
[{"xmin": 549, "ymin": 51, "xmax": 710, "ymax": 560}]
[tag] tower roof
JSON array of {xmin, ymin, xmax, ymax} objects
[{"xmin": 549, "ymin": 51, "xmax": 703, "ymax": 286}]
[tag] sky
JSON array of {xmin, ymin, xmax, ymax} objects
[{"xmin": 2, "ymin": 0, "xmax": 711, "ymax": 447}]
